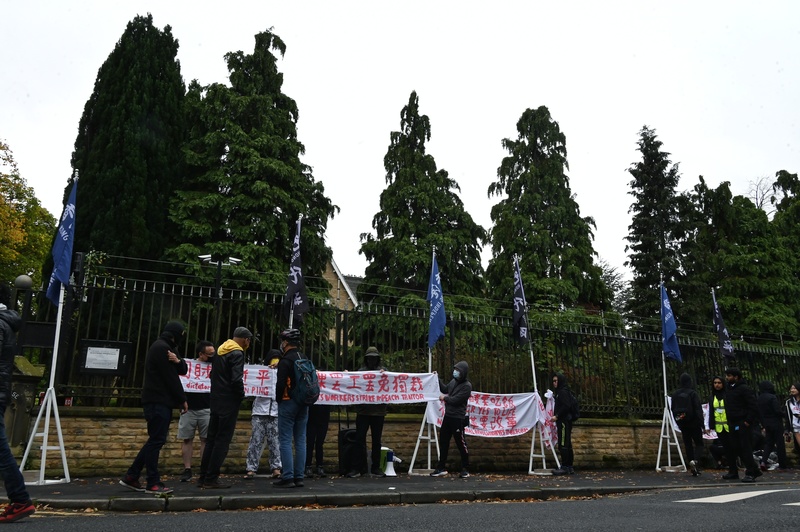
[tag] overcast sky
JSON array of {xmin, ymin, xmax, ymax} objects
[{"xmin": 2, "ymin": 1, "xmax": 799, "ymax": 280}]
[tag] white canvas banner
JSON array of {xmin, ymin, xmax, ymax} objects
[
  {"xmin": 425, "ymin": 391, "xmax": 540, "ymax": 438},
  {"xmin": 181, "ymin": 364, "xmax": 440, "ymax": 405}
]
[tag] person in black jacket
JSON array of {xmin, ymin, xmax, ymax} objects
[
  {"xmin": 670, "ymin": 373, "xmax": 704, "ymax": 476},
  {"xmin": 551, "ymin": 373, "xmax": 578, "ymax": 475},
  {"xmin": 273, "ymin": 328, "xmax": 311, "ymax": 488},
  {"xmin": 0, "ymin": 284, "xmax": 35, "ymax": 522},
  {"xmin": 724, "ymin": 367, "xmax": 762, "ymax": 482},
  {"xmin": 120, "ymin": 320, "xmax": 188, "ymax": 494},
  {"xmin": 198, "ymin": 326, "xmax": 250, "ymax": 489},
  {"xmin": 757, "ymin": 380, "xmax": 789, "ymax": 470},
  {"xmin": 348, "ymin": 346, "xmax": 388, "ymax": 478},
  {"xmin": 430, "ymin": 361, "xmax": 473, "ymax": 478}
]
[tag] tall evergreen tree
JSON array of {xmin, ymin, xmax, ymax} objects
[
  {"xmin": 169, "ymin": 30, "xmax": 336, "ymax": 294},
  {"xmin": 68, "ymin": 14, "xmax": 186, "ymax": 259},
  {"xmin": 358, "ymin": 91, "xmax": 486, "ymax": 309},
  {"xmin": 486, "ymin": 106, "xmax": 609, "ymax": 312},
  {"xmin": 624, "ymin": 126, "xmax": 682, "ymax": 324}
]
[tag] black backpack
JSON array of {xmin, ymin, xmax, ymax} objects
[{"xmin": 671, "ymin": 390, "xmax": 693, "ymax": 422}]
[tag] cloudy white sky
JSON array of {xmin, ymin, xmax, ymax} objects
[{"xmin": 2, "ymin": 1, "xmax": 799, "ymax": 280}]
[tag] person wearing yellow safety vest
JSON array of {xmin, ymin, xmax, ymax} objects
[{"xmin": 705, "ymin": 376, "xmax": 738, "ymax": 480}]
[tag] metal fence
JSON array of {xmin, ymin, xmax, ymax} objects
[{"xmin": 14, "ymin": 274, "xmax": 800, "ymax": 417}]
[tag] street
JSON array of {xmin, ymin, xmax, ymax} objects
[{"xmin": 24, "ymin": 485, "xmax": 800, "ymax": 531}]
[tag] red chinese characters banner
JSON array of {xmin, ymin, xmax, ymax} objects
[{"xmin": 425, "ymin": 391, "xmax": 542, "ymax": 438}]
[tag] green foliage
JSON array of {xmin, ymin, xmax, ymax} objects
[
  {"xmin": 168, "ymin": 29, "xmax": 337, "ymax": 303},
  {"xmin": 0, "ymin": 140, "xmax": 56, "ymax": 284},
  {"xmin": 624, "ymin": 126, "xmax": 682, "ymax": 324},
  {"xmin": 68, "ymin": 14, "xmax": 186, "ymax": 260},
  {"xmin": 486, "ymin": 106, "xmax": 610, "ymax": 313},
  {"xmin": 359, "ymin": 91, "xmax": 487, "ymax": 307}
]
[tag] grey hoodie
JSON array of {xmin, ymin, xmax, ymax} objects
[{"xmin": 439, "ymin": 361, "xmax": 472, "ymax": 419}]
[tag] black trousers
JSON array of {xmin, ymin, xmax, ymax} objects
[
  {"xmin": 677, "ymin": 420, "xmax": 704, "ymax": 462},
  {"xmin": 556, "ymin": 420, "xmax": 574, "ymax": 467},
  {"xmin": 730, "ymin": 423, "xmax": 759, "ymax": 476},
  {"xmin": 355, "ymin": 414, "xmax": 385, "ymax": 473},
  {"xmin": 199, "ymin": 406, "xmax": 240, "ymax": 482},
  {"xmin": 761, "ymin": 423, "xmax": 789, "ymax": 468},
  {"xmin": 437, "ymin": 416, "xmax": 469, "ymax": 470},
  {"xmin": 305, "ymin": 404, "xmax": 331, "ymax": 468}
]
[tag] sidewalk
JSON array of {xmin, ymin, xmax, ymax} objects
[{"xmin": 26, "ymin": 467, "xmax": 800, "ymax": 513}]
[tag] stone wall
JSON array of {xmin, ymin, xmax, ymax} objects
[{"xmin": 21, "ymin": 408, "xmax": 664, "ymax": 477}]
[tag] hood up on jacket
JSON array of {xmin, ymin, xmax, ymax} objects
[
  {"xmin": 454, "ymin": 360, "xmax": 469, "ymax": 381},
  {"xmin": 554, "ymin": 372, "xmax": 568, "ymax": 390},
  {"xmin": 759, "ymin": 380, "xmax": 776, "ymax": 394},
  {"xmin": 679, "ymin": 373, "xmax": 694, "ymax": 389}
]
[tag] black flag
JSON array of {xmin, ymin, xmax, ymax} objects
[
  {"xmin": 712, "ymin": 289, "xmax": 734, "ymax": 360},
  {"xmin": 512, "ymin": 256, "xmax": 530, "ymax": 345},
  {"xmin": 284, "ymin": 216, "xmax": 309, "ymax": 325}
]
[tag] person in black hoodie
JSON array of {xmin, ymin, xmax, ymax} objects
[
  {"xmin": 706, "ymin": 376, "xmax": 738, "ymax": 477},
  {"xmin": 430, "ymin": 361, "xmax": 472, "ymax": 478},
  {"xmin": 198, "ymin": 326, "xmax": 249, "ymax": 489},
  {"xmin": 757, "ymin": 380, "xmax": 789, "ymax": 470},
  {"xmin": 670, "ymin": 373, "xmax": 704, "ymax": 476},
  {"xmin": 551, "ymin": 373, "xmax": 578, "ymax": 475},
  {"xmin": 120, "ymin": 320, "xmax": 188, "ymax": 494},
  {"xmin": 724, "ymin": 367, "xmax": 762, "ymax": 482},
  {"xmin": 0, "ymin": 284, "xmax": 35, "ymax": 522}
]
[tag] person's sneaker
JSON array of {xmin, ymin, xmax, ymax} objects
[
  {"xmin": 459, "ymin": 469, "xmax": 470, "ymax": 478},
  {"xmin": 146, "ymin": 483, "xmax": 174, "ymax": 494},
  {"xmin": 741, "ymin": 475, "xmax": 756, "ymax": 483},
  {"xmin": 180, "ymin": 468, "xmax": 192, "ymax": 482},
  {"xmin": 371, "ymin": 468, "xmax": 386, "ymax": 477},
  {"xmin": 119, "ymin": 476, "xmax": 146, "ymax": 492},
  {"xmin": 551, "ymin": 467, "xmax": 568, "ymax": 476},
  {"xmin": 273, "ymin": 478, "xmax": 295, "ymax": 487},
  {"xmin": 722, "ymin": 473, "xmax": 739, "ymax": 480},
  {"xmin": 752, "ymin": 469, "xmax": 763, "ymax": 479},
  {"xmin": 0, "ymin": 501, "xmax": 35, "ymax": 523},
  {"xmin": 345, "ymin": 470, "xmax": 361, "ymax": 478},
  {"xmin": 294, "ymin": 479, "xmax": 305, "ymax": 487},
  {"xmin": 305, "ymin": 466, "xmax": 314, "ymax": 477},
  {"xmin": 565, "ymin": 466, "xmax": 575, "ymax": 475},
  {"xmin": 430, "ymin": 469, "xmax": 447, "ymax": 477},
  {"xmin": 689, "ymin": 460, "xmax": 699, "ymax": 476},
  {"xmin": 316, "ymin": 466, "xmax": 326, "ymax": 478}
]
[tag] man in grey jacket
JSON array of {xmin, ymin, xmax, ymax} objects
[{"xmin": 430, "ymin": 360, "xmax": 472, "ymax": 478}]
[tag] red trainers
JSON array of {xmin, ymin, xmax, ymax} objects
[
  {"xmin": 146, "ymin": 483, "xmax": 174, "ymax": 494},
  {"xmin": 119, "ymin": 476, "xmax": 145, "ymax": 492},
  {"xmin": 0, "ymin": 501, "xmax": 35, "ymax": 523}
]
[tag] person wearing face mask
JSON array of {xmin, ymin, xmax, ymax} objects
[
  {"xmin": 347, "ymin": 346, "xmax": 389, "ymax": 478},
  {"xmin": 430, "ymin": 361, "xmax": 472, "ymax": 479}
]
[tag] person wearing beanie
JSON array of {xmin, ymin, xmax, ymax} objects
[
  {"xmin": 430, "ymin": 360, "xmax": 472, "ymax": 479},
  {"xmin": 198, "ymin": 326, "xmax": 251, "ymax": 489},
  {"xmin": 724, "ymin": 367, "xmax": 761, "ymax": 482},
  {"xmin": 0, "ymin": 284, "xmax": 35, "ymax": 522},
  {"xmin": 348, "ymin": 346, "xmax": 389, "ymax": 478},
  {"xmin": 120, "ymin": 320, "xmax": 188, "ymax": 495}
]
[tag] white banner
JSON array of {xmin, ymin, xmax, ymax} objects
[
  {"xmin": 540, "ymin": 391, "xmax": 557, "ymax": 448},
  {"xmin": 181, "ymin": 365, "xmax": 439, "ymax": 405},
  {"xmin": 425, "ymin": 391, "xmax": 540, "ymax": 438}
]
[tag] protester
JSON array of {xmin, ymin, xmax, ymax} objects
[
  {"xmin": 430, "ymin": 361, "xmax": 472, "ymax": 479},
  {"xmin": 305, "ymin": 403, "xmax": 331, "ymax": 478},
  {"xmin": 785, "ymin": 382, "xmax": 800, "ymax": 454},
  {"xmin": 0, "ymin": 284, "xmax": 35, "ymax": 522},
  {"xmin": 244, "ymin": 349, "xmax": 282, "ymax": 480},
  {"xmin": 177, "ymin": 340, "xmax": 214, "ymax": 482},
  {"xmin": 551, "ymin": 373, "xmax": 578, "ymax": 475},
  {"xmin": 723, "ymin": 367, "xmax": 761, "ymax": 482},
  {"xmin": 120, "ymin": 320, "xmax": 188, "ymax": 494},
  {"xmin": 757, "ymin": 380, "xmax": 789, "ymax": 471},
  {"xmin": 670, "ymin": 373, "xmax": 704, "ymax": 476},
  {"xmin": 705, "ymin": 376, "xmax": 738, "ymax": 478},
  {"xmin": 348, "ymin": 346, "xmax": 388, "ymax": 478},
  {"xmin": 198, "ymin": 327, "xmax": 250, "ymax": 489},
  {"xmin": 274, "ymin": 328, "xmax": 310, "ymax": 488}
]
